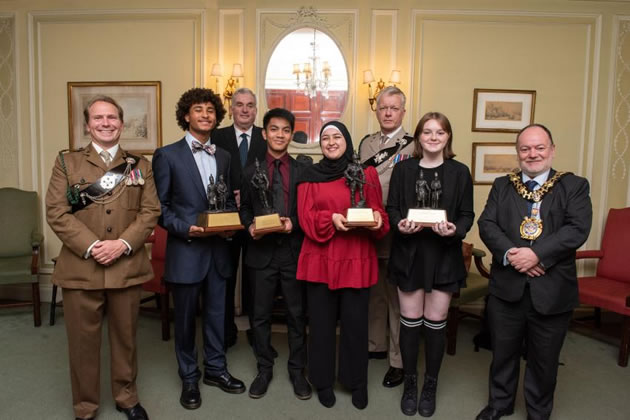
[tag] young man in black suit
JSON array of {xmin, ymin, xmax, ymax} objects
[
  {"xmin": 239, "ymin": 108, "xmax": 310, "ymax": 400},
  {"xmin": 476, "ymin": 124, "xmax": 592, "ymax": 420},
  {"xmin": 152, "ymin": 88, "xmax": 245, "ymax": 411},
  {"xmin": 212, "ymin": 87, "xmax": 267, "ymax": 348}
]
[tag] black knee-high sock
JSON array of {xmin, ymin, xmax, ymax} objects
[
  {"xmin": 399, "ymin": 315, "xmax": 423, "ymax": 375},
  {"xmin": 423, "ymin": 317, "xmax": 447, "ymax": 378}
]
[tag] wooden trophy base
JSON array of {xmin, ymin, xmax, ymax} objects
[
  {"xmin": 253, "ymin": 213, "xmax": 285, "ymax": 235},
  {"xmin": 406, "ymin": 208, "xmax": 447, "ymax": 227},
  {"xmin": 197, "ymin": 211, "xmax": 244, "ymax": 232},
  {"xmin": 345, "ymin": 207, "xmax": 377, "ymax": 227}
]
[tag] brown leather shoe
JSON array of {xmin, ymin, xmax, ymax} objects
[{"xmin": 382, "ymin": 366, "xmax": 404, "ymax": 387}]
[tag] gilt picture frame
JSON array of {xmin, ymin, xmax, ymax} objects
[
  {"xmin": 472, "ymin": 142, "xmax": 519, "ymax": 185},
  {"xmin": 472, "ymin": 88, "xmax": 536, "ymax": 133},
  {"xmin": 68, "ymin": 81, "xmax": 162, "ymax": 154}
]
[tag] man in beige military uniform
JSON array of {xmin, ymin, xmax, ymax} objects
[
  {"xmin": 358, "ymin": 86, "xmax": 415, "ymax": 388},
  {"xmin": 46, "ymin": 96, "xmax": 160, "ymax": 420}
]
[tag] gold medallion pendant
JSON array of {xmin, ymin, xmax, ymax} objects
[{"xmin": 520, "ymin": 216, "xmax": 543, "ymax": 240}]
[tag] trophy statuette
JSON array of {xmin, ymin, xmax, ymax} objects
[
  {"xmin": 197, "ymin": 174, "xmax": 244, "ymax": 232},
  {"xmin": 250, "ymin": 158, "xmax": 284, "ymax": 235},
  {"xmin": 344, "ymin": 152, "xmax": 377, "ymax": 227},
  {"xmin": 406, "ymin": 169, "xmax": 447, "ymax": 226}
]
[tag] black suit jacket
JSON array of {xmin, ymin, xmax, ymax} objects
[
  {"xmin": 386, "ymin": 158, "xmax": 474, "ymax": 285},
  {"xmin": 212, "ymin": 124, "xmax": 267, "ymax": 191},
  {"xmin": 478, "ymin": 170, "xmax": 592, "ymax": 315},
  {"xmin": 152, "ymin": 137, "xmax": 236, "ymax": 282},
  {"xmin": 239, "ymin": 155, "xmax": 304, "ymax": 269}
]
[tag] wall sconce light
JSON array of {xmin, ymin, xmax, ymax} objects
[
  {"xmin": 210, "ymin": 63, "xmax": 222, "ymax": 93},
  {"xmin": 223, "ymin": 63, "xmax": 244, "ymax": 118},
  {"xmin": 363, "ymin": 69, "xmax": 402, "ymax": 111}
]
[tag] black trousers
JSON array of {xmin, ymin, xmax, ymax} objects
[
  {"xmin": 225, "ymin": 232, "xmax": 247, "ymax": 341},
  {"xmin": 307, "ymin": 282, "xmax": 369, "ymax": 391},
  {"xmin": 487, "ymin": 287, "xmax": 572, "ymax": 420},
  {"xmin": 251, "ymin": 241, "xmax": 306, "ymax": 374},
  {"xmin": 169, "ymin": 262, "xmax": 227, "ymax": 384}
]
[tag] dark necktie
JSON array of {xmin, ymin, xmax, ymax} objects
[
  {"xmin": 239, "ymin": 133, "xmax": 248, "ymax": 167},
  {"xmin": 525, "ymin": 180, "xmax": 538, "ymax": 214},
  {"xmin": 272, "ymin": 159, "xmax": 285, "ymax": 216}
]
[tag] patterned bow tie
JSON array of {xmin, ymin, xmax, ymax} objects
[{"xmin": 191, "ymin": 140, "xmax": 216, "ymax": 155}]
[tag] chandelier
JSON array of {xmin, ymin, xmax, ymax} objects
[{"xmin": 292, "ymin": 29, "xmax": 331, "ymax": 98}]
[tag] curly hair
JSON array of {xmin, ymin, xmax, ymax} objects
[{"xmin": 175, "ymin": 88, "xmax": 226, "ymax": 131}]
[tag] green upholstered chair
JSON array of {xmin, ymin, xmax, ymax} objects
[
  {"xmin": 0, "ymin": 187, "xmax": 42, "ymax": 326},
  {"xmin": 446, "ymin": 243, "xmax": 489, "ymax": 355}
]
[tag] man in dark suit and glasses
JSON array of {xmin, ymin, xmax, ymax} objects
[
  {"xmin": 238, "ymin": 108, "xmax": 310, "ymax": 400},
  {"xmin": 152, "ymin": 88, "xmax": 246, "ymax": 411},
  {"xmin": 213, "ymin": 87, "xmax": 267, "ymax": 348},
  {"xmin": 476, "ymin": 124, "xmax": 592, "ymax": 420}
]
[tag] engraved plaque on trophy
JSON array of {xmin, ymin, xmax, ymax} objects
[
  {"xmin": 345, "ymin": 152, "xmax": 377, "ymax": 227},
  {"xmin": 406, "ymin": 169, "xmax": 447, "ymax": 227},
  {"xmin": 197, "ymin": 174, "xmax": 244, "ymax": 232},
  {"xmin": 250, "ymin": 158, "xmax": 284, "ymax": 235}
]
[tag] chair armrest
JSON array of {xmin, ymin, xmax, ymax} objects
[
  {"xmin": 576, "ymin": 250, "xmax": 604, "ymax": 260},
  {"xmin": 472, "ymin": 247, "xmax": 490, "ymax": 278},
  {"xmin": 472, "ymin": 248, "xmax": 486, "ymax": 258},
  {"xmin": 31, "ymin": 231, "xmax": 43, "ymax": 247}
]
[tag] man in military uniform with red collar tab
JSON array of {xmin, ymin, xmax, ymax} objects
[
  {"xmin": 46, "ymin": 95, "xmax": 160, "ymax": 420},
  {"xmin": 358, "ymin": 86, "xmax": 415, "ymax": 388}
]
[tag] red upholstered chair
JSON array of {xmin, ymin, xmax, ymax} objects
[
  {"xmin": 577, "ymin": 207, "xmax": 630, "ymax": 367},
  {"xmin": 141, "ymin": 225, "xmax": 170, "ymax": 341}
]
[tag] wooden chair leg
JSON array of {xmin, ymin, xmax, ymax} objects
[
  {"xmin": 618, "ymin": 315, "xmax": 630, "ymax": 367},
  {"xmin": 49, "ymin": 284, "xmax": 58, "ymax": 326},
  {"xmin": 594, "ymin": 307, "xmax": 602, "ymax": 328},
  {"xmin": 446, "ymin": 306, "xmax": 459, "ymax": 355},
  {"xmin": 32, "ymin": 282, "xmax": 41, "ymax": 327},
  {"xmin": 160, "ymin": 291, "xmax": 170, "ymax": 341}
]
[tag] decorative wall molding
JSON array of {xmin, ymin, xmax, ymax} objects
[
  {"xmin": 367, "ymin": 10, "xmax": 398, "ymax": 134},
  {"xmin": 27, "ymin": 9, "xmax": 205, "ymax": 268},
  {"xmin": 0, "ymin": 14, "xmax": 19, "ymax": 187},
  {"xmin": 611, "ymin": 18, "xmax": 630, "ymax": 181},
  {"xmin": 218, "ymin": 9, "xmax": 244, "ymax": 86},
  {"xmin": 256, "ymin": 7, "xmax": 358, "ymax": 142}
]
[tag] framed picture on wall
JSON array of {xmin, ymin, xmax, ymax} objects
[
  {"xmin": 68, "ymin": 81, "xmax": 162, "ymax": 154},
  {"xmin": 471, "ymin": 142, "xmax": 519, "ymax": 185},
  {"xmin": 472, "ymin": 89, "xmax": 536, "ymax": 133}
]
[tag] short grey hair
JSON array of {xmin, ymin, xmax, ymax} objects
[
  {"xmin": 83, "ymin": 95, "xmax": 124, "ymax": 124},
  {"xmin": 376, "ymin": 86, "xmax": 406, "ymax": 109},
  {"xmin": 231, "ymin": 87, "xmax": 257, "ymax": 107}
]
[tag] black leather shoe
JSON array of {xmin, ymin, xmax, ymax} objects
[
  {"xmin": 475, "ymin": 405, "xmax": 515, "ymax": 420},
  {"xmin": 368, "ymin": 351, "xmax": 387, "ymax": 359},
  {"xmin": 317, "ymin": 387, "xmax": 336, "ymax": 408},
  {"xmin": 248, "ymin": 372, "xmax": 272, "ymax": 399},
  {"xmin": 203, "ymin": 371, "xmax": 246, "ymax": 394},
  {"xmin": 400, "ymin": 374, "xmax": 418, "ymax": 416},
  {"xmin": 351, "ymin": 387, "xmax": 368, "ymax": 410},
  {"xmin": 290, "ymin": 372, "xmax": 312, "ymax": 400},
  {"xmin": 115, "ymin": 403, "xmax": 149, "ymax": 420},
  {"xmin": 383, "ymin": 366, "xmax": 404, "ymax": 387},
  {"xmin": 418, "ymin": 374, "xmax": 437, "ymax": 417},
  {"xmin": 180, "ymin": 382, "xmax": 201, "ymax": 410}
]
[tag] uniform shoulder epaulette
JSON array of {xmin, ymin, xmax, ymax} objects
[{"xmin": 358, "ymin": 132, "xmax": 376, "ymax": 151}]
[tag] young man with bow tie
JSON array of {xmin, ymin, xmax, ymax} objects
[{"xmin": 152, "ymin": 88, "xmax": 245, "ymax": 411}]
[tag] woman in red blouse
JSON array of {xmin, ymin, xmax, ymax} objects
[{"xmin": 297, "ymin": 121, "xmax": 390, "ymax": 410}]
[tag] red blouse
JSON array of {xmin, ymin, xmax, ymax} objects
[{"xmin": 296, "ymin": 166, "xmax": 389, "ymax": 289}]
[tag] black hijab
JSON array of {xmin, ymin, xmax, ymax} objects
[{"xmin": 297, "ymin": 120, "xmax": 354, "ymax": 184}]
